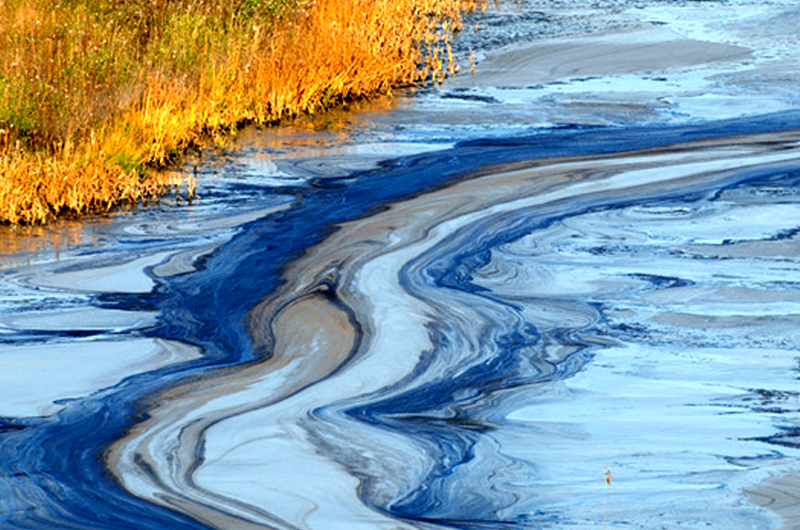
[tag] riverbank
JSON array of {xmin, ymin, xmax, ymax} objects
[
  {"xmin": 0, "ymin": 0, "xmax": 474, "ymax": 224},
  {"xmin": 3, "ymin": 1, "xmax": 800, "ymax": 528}
]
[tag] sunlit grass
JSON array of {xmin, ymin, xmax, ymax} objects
[{"xmin": 0, "ymin": 0, "xmax": 478, "ymax": 224}]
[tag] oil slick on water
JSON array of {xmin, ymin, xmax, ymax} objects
[{"xmin": 2, "ymin": 1, "xmax": 800, "ymax": 529}]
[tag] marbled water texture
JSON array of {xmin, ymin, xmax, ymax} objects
[{"xmin": 3, "ymin": 1, "xmax": 800, "ymax": 529}]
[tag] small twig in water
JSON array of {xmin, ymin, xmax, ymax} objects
[{"xmin": 604, "ymin": 467, "xmax": 614, "ymax": 530}]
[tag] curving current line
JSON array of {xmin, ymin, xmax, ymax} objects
[{"xmin": 99, "ymin": 123, "xmax": 800, "ymax": 529}]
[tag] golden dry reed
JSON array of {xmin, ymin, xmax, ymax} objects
[{"xmin": 0, "ymin": 0, "xmax": 480, "ymax": 224}]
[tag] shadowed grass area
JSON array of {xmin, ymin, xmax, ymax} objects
[{"xmin": 0, "ymin": 0, "xmax": 479, "ymax": 224}]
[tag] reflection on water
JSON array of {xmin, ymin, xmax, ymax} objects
[
  {"xmin": 2, "ymin": 1, "xmax": 800, "ymax": 530},
  {"xmin": 0, "ymin": 219, "xmax": 97, "ymax": 268},
  {"xmin": 233, "ymin": 93, "xmax": 403, "ymax": 155}
]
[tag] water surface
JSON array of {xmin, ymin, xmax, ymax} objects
[{"xmin": 2, "ymin": 1, "xmax": 800, "ymax": 529}]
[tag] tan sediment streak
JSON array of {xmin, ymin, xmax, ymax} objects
[
  {"xmin": 451, "ymin": 29, "xmax": 752, "ymax": 88},
  {"xmin": 748, "ymin": 474, "xmax": 800, "ymax": 530},
  {"xmin": 107, "ymin": 292, "xmax": 357, "ymax": 530}
]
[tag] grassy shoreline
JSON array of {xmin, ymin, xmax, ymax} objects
[{"xmin": 0, "ymin": 0, "xmax": 477, "ymax": 224}]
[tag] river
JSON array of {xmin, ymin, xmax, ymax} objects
[{"xmin": 2, "ymin": 1, "xmax": 800, "ymax": 529}]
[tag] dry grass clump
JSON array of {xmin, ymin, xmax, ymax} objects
[{"xmin": 0, "ymin": 0, "xmax": 478, "ymax": 224}]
